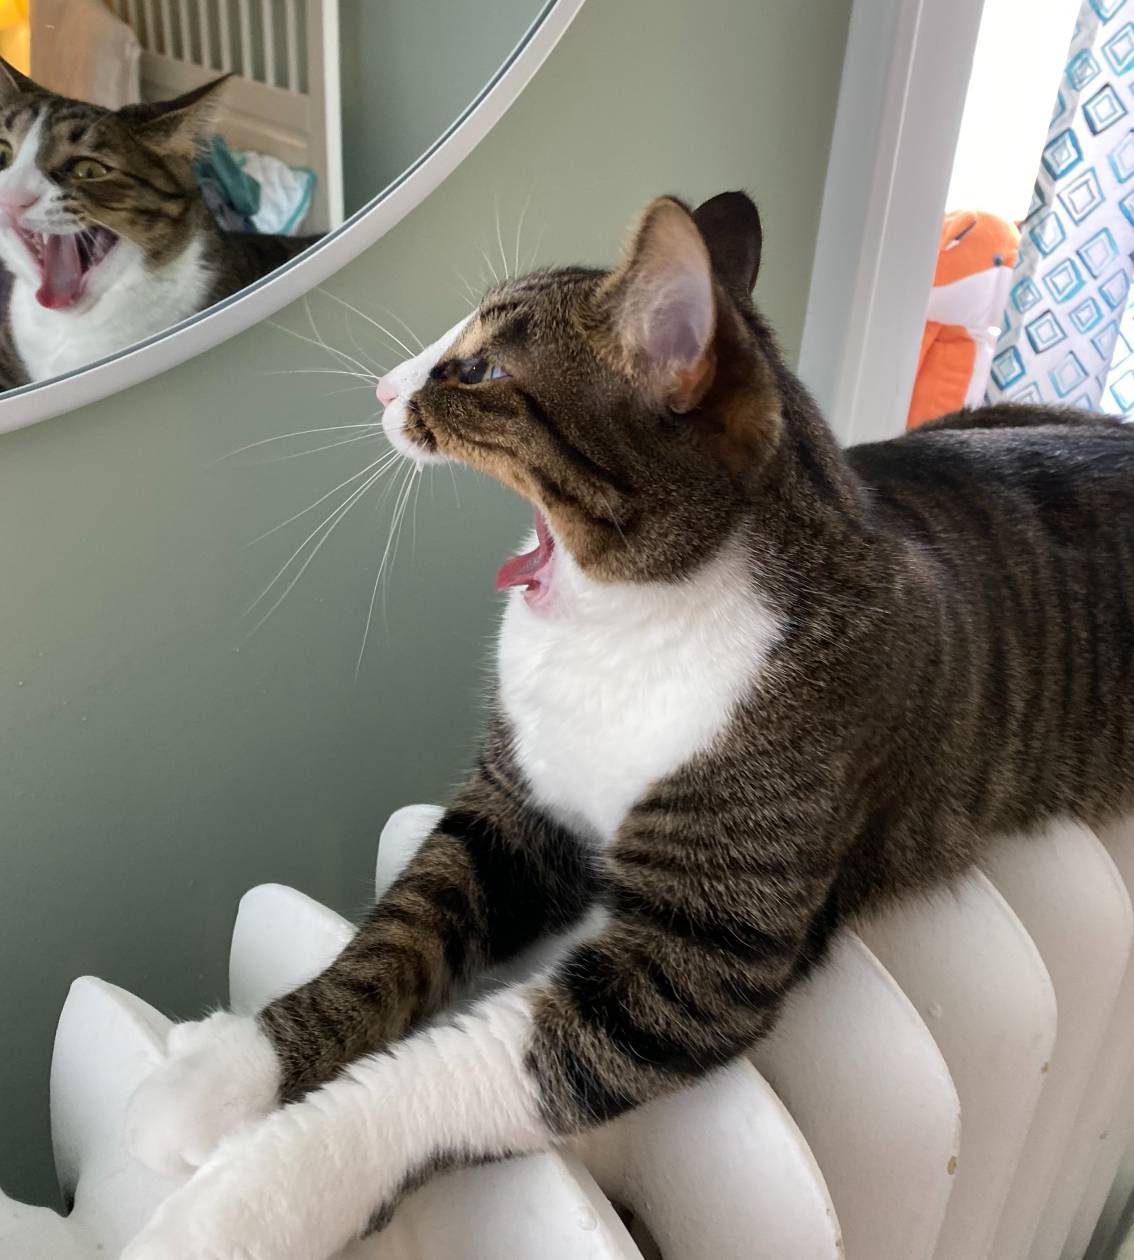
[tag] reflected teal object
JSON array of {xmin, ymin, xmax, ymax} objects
[{"xmin": 192, "ymin": 134, "xmax": 261, "ymax": 219}]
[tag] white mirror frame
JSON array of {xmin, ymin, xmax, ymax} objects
[{"xmin": 0, "ymin": 0, "xmax": 585, "ymax": 439}]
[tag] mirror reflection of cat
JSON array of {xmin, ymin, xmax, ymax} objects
[{"xmin": 0, "ymin": 61, "xmax": 321, "ymax": 388}]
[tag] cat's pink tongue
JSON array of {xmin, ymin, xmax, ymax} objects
[
  {"xmin": 36, "ymin": 234, "xmax": 84, "ymax": 310},
  {"xmin": 496, "ymin": 509, "xmax": 556, "ymax": 605}
]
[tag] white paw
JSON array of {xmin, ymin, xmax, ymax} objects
[
  {"xmin": 120, "ymin": 1097, "xmax": 369, "ymax": 1260},
  {"xmin": 125, "ymin": 1011, "xmax": 280, "ymax": 1178}
]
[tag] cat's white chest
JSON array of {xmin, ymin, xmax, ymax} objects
[{"xmin": 497, "ymin": 534, "xmax": 781, "ymax": 842}]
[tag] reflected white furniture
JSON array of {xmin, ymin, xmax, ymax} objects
[
  {"xmin": 6, "ymin": 810, "xmax": 1134, "ymax": 1260},
  {"xmin": 110, "ymin": 0, "xmax": 344, "ymax": 233}
]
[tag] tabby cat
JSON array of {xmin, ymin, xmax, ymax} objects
[
  {"xmin": 122, "ymin": 192, "xmax": 1134, "ymax": 1260},
  {"xmin": 0, "ymin": 60, "xmax": 318, "ymax": 388}
]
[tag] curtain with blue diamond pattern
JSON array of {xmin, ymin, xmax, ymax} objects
[{"xmin": 986, "ymin": 0, "xmax": 1134, "ymax": 414}]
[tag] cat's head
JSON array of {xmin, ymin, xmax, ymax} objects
[
  {"xmin": 379, "ymin": 192, "xmax": 784, "ymax": 600},
  {"xmin": 0, "ymin": 60, "xmax": 226, "ymax": 311}
]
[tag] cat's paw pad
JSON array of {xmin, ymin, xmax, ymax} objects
[{"xmin": 125, "ymin": 1011, "xmax": 280, "ymax": 1178}]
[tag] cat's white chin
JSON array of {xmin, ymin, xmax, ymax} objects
[{"xmin": 125, "ymin": 1011, "xmax": 281, "ymax": 1178}]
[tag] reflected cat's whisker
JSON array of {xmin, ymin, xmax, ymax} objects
[{"xmin": 247, "ymin": 450, "xmax": 401, "ymax": 546}]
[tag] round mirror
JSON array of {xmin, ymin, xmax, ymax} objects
[{"xmin": 0, "ymin": 0, "xmax": 582, "ymax": 433}]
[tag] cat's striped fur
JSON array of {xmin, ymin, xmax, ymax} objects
[{"xmin": 122, "ymin": 193, "xmax": 1134, "ymax": 1260}]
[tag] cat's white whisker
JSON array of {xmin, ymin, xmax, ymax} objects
[
  {"xmin": 366, "ymin": 319, "xmax": 419, "ymax": 362},
  {"xmin": 264, "ymin": 367, "xmax": 385, "ymax": 384},
  {"xmin": 481, "ymin": 249, "xmax": 501, "ymax": 286},
  {"xmin": 246, "ymin": 462, "xmax": 391, "ymax": 633},
  {"xmin": 526, "ymin": 224, "xmax": 547, "ymax": 272},
  {"xmin": 245, "ymin": 452, "xmax": 401, "ymax": 547},
  {"xmin": 267, "ymin": 320, "xmax": 380, "ymax": 382},
  {"xmin": 253, "ymin": 428, "xmax": 388, "ymax": 465},
  {"xmin": 387, "ymin": 466, "xmax": 421, "ymax": 614},
  {"xmin": 215, "ymin": 423, "xmax": 387, "ymax": 462},
  {"xmin": 600, "ymin": 489, "xmax": 627, "ymax": 542},
  {"xmin": 494, "ymin": 195, "xmax": 510, "ymax": 282},
  {"xmin": 378, "ymin": 306, "xmax": 426, "ymax": 352},
  {"xmin": 451, "ymin": 272, "xmax": 481, "ymax": 311},
  {"xmin": 301, "ymin": 300, "xmax": 384, "ymax": 381},
  {"xmin": 410, "ymin": 462, "xmax": 424, "ymax": 554},
  {"xmin": 514, "ymin": 184, "xmax": 535, "ymax": 278},
  {"xmin": 355, "ymin": 462, "xmax": 418, "ymax": 678},
  {"xmin": 337, "ymin": 313, "xmax": 387, "ymax": 377},
  {"xmin": 313, "ymin": 289, "xmax": 418, "ymax": 362},
  {"xmin": 297, "ymin": 299, "xmax": 386, "ymax": 380}
]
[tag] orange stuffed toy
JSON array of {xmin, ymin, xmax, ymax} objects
[{"xmin": 907, "ymin": 209, "xmax": 1021, "ymax": 429}]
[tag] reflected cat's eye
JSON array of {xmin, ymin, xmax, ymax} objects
[
  {"xmin": 71, "ymin": 159, "xmax": 109, "ymax": 180},
  {"xmin": 0, "ymin": 141, "xmax": 12, "ymax": 170}
]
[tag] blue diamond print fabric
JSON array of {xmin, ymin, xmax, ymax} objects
[{"xmin": 987, "ymin": 0, "xmax": 1134, "ymax": 413}]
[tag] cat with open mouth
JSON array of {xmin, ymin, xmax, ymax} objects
[
  {"xmin": 118, "ymin": 191, "xmax": 1134, "ymax": 1260},
  {"xmin": 0, "ymin": 58, "xmax": 320, "ymax": 389}
]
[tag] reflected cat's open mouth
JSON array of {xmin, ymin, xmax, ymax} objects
[
  {"xmin": 495, "ymin": 509, "xmax": 556, "ymax": 607},
  {"xmin": 15, "ymin": 226, "xmax": 118, "ymax": 310}
]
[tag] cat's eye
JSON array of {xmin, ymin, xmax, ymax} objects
[
  {"xmin": 0, "ymin": 141, "xmax": 12, "ymax": 170},
  {"xmin": 461, "ymin": 358, "xmax": 510, "ymax": 385},
  {"xmin": 71, "ymin": 159, "xmax": 109, "ymax": 180}
]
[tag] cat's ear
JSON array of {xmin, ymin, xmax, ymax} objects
[
  {"xmin": 603, "ymin": 197, "xmax": 717, "ymax": 414},
  {"xmin": 693, "ymin": 192, "xmax": 762, "ymax": 297},
  {"xmin": 0, "ymin": 57, "xmax": 40, "ymax": 104},
  {"xmin": 121, "ymin": 75, "xmax": 231, "ymax": 160}
]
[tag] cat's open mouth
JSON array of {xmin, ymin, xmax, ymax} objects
[
  {"xmin": 15, "ymin": 226, "xmax": 119, "ymax": 310},
  {"xmin": 495, "ymin": 509, "xmax": 556, "ymax": 607}
]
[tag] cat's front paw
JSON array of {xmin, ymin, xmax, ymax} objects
[
  {"xmin": 125, "ymin": 1011, "xmax": 280, "ymax": 1177},
  {"xmin": 121, "ymin": 1094, "xmax": 367, "ymax": 1260}
]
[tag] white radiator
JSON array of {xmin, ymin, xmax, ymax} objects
[{"xmin": 4, "ymin": 806, "xmax": 1134, "ymax": 1260}]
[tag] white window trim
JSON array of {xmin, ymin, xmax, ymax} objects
[{"xmin": 797, "ymin": 0, "xmax": 987, "ymax": 447}]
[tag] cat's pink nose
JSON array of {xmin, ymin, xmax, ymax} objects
[
  {"xmin": 376, "ymin": 375, "xmax": 399, "ymax": 406},
  {"xmin": 0, "ymin": 188, "xmax": 36, "ymax": 217}
]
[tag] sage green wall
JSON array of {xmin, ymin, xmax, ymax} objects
[
  {"xmin": 0, "ymin": 0, "xmax": 851, "ymax": 1207},
  {"xmin": 339, "ymin": 0, "xmax": 548, "ymax": 215}
]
